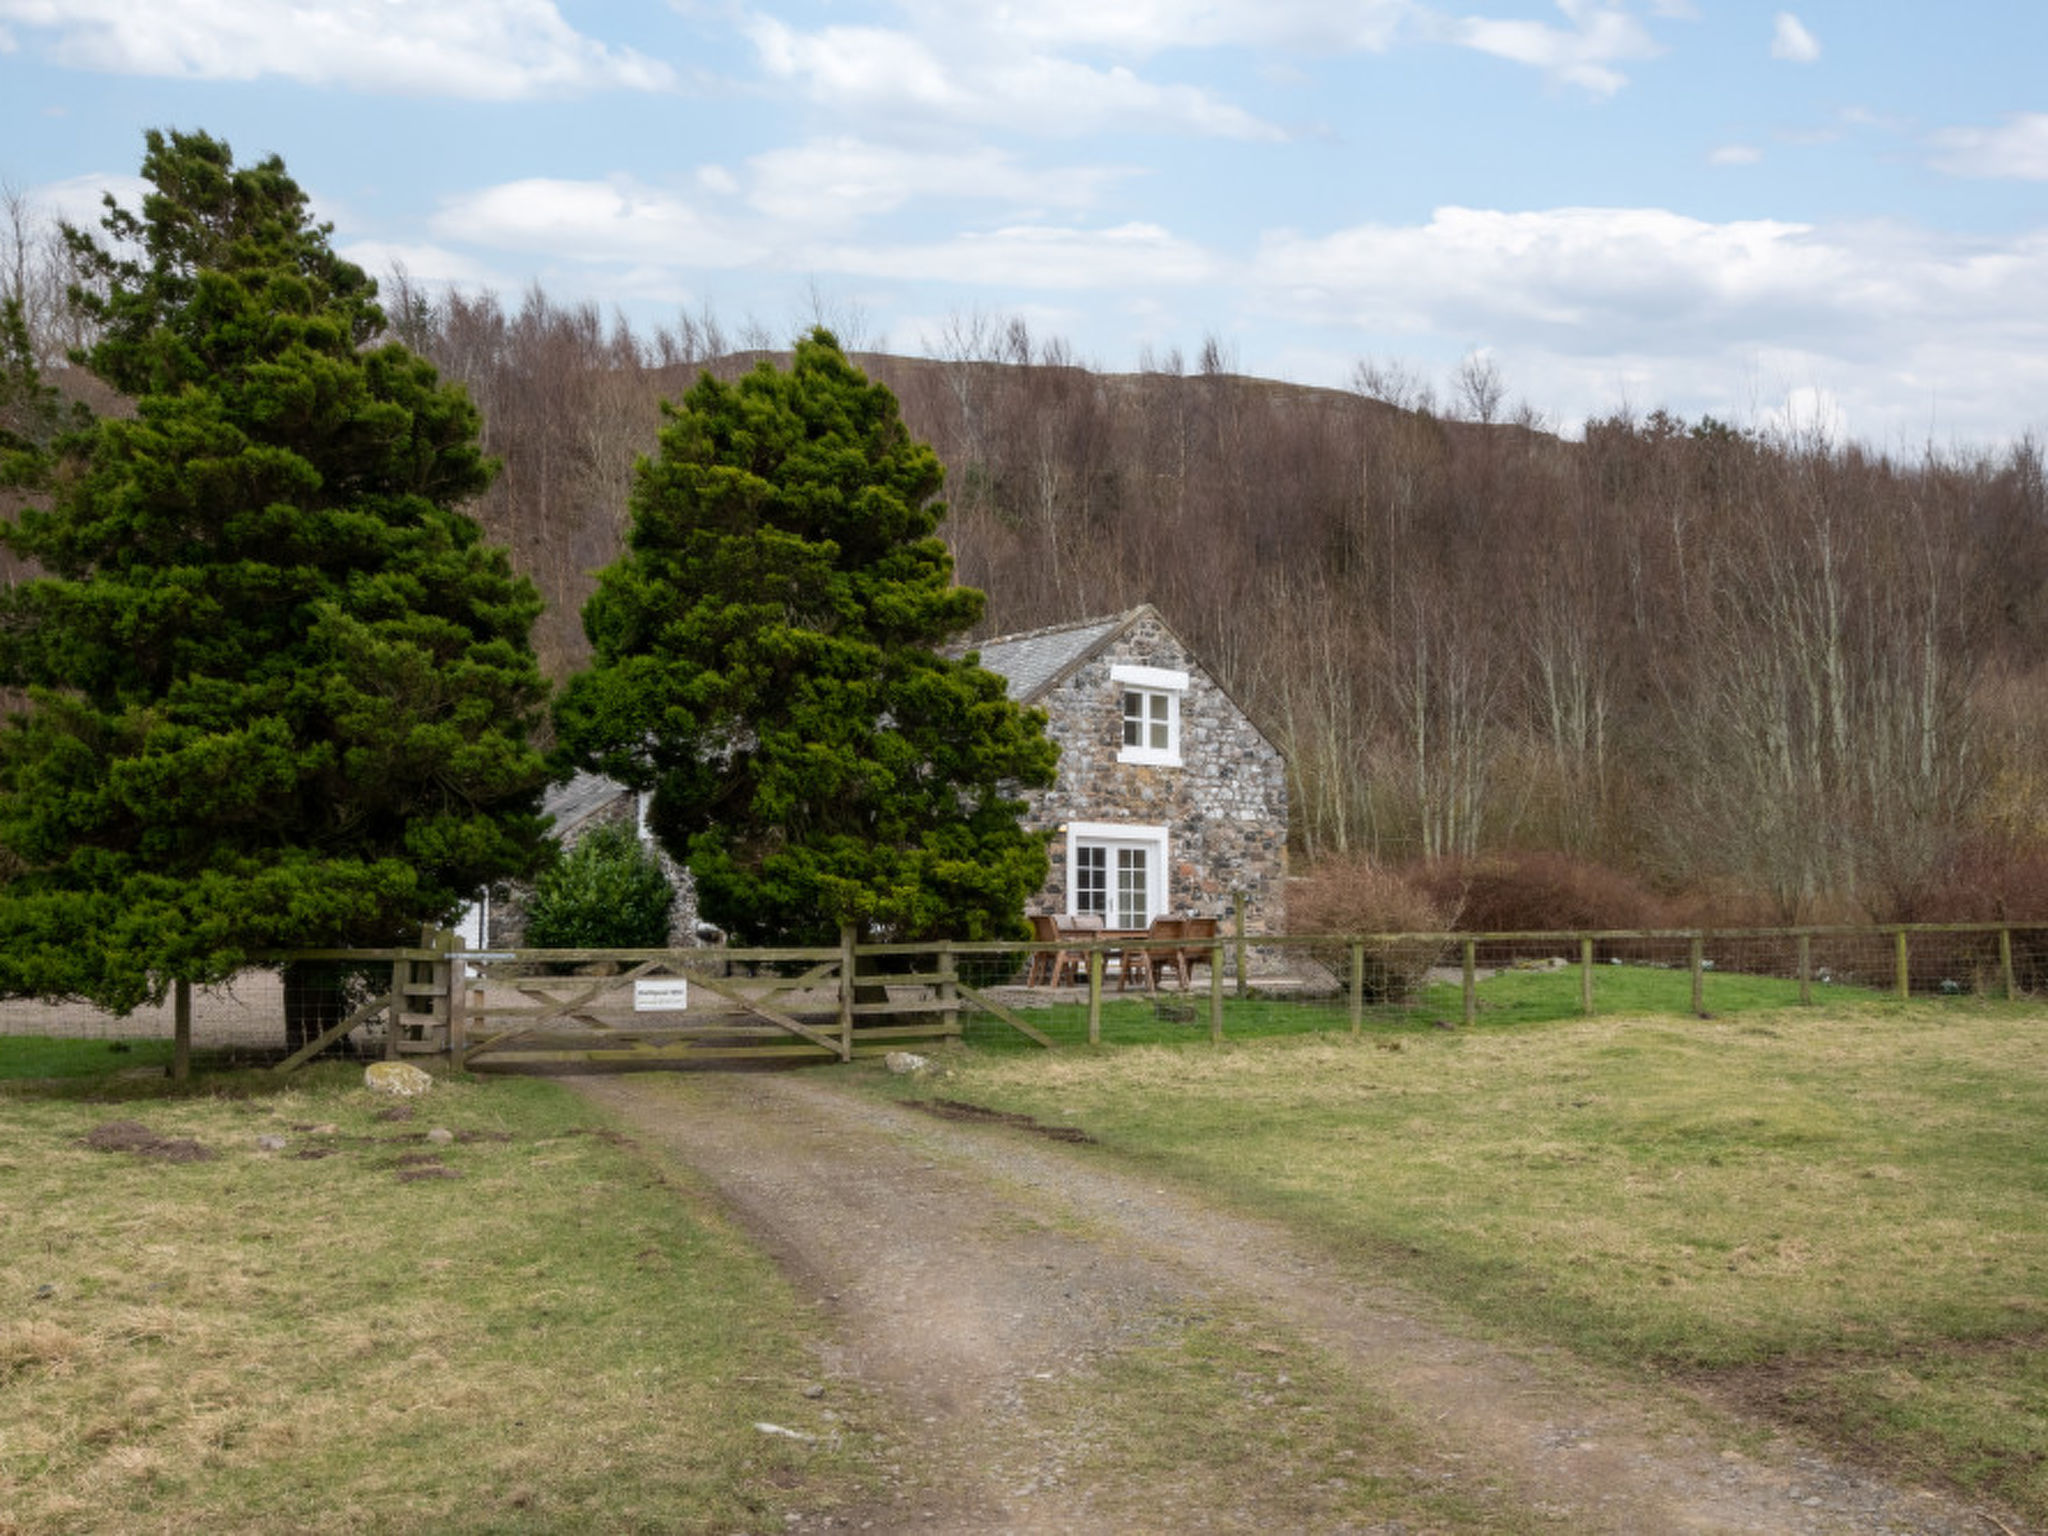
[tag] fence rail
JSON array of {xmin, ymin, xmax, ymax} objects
[{"xmin": 27, "ymin": 920, "xmax": 2040, "ymax": 1075}]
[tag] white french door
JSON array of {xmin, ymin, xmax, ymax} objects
[{"xmin": 1066, "ymin": 823, "xmax": 1168, "ymax": 929}]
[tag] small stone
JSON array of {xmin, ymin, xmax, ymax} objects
[
  {"xmin": 884, "ymin": 1051, "xmax": 929, "ymax": 1076},
  {"xmin": 255, "ymin": 1134, "xmax": 288, "ymax": 1152},
  {"xmin": 801, "ymin": 1383, "xmax": 826, "ymax": 1399},
  {"xmin": 365, "ymin": 1062, "xmax": 433, "ymax": 1097},
  {"xmin": 426, "ymin": 1127, "xmax": 455, "ymax": 1145}
]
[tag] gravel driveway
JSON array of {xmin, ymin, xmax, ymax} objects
[{"xmin": 574, "ymin": 1070, "xmax": 2018, "ymax": 1536}]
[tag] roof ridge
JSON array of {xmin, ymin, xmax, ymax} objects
[{"xmin": 972, "ymin": 604, "xmax": 1150, "ymax": 650}]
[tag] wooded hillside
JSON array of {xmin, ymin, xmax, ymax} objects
[
  {"xmin": 386, "ymin": 288, "xmax": 2048, "ymax": 923},
  {"xmin": 13, "ymin": 245, "xmax": 2048, "ymax": 922}
]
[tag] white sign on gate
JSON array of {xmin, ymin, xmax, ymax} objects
[{"xmin": 633, "ymin": 978, "xmax": 689, "ymax": 1012}]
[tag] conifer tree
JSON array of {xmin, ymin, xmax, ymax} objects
[
  {"xmin": 0, "ymin": 130, "xmax": 552, "ymax": 1030},
  {"xmin": 554, "ymin": 330, "xmax": 1057, "ymax": 947}
]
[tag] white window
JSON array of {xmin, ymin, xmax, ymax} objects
[
  {"xmin": 1066, "ymin": 822, "xmax": 1168, "ymax": 930},
  {"xmin": 1111, "ymin": 664, "xmax": 1188, "ymax": 766}
]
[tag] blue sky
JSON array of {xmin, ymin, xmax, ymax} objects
[{"xmin": 3, "ymin": 1, "xmax": 2044, "ymax": 450}]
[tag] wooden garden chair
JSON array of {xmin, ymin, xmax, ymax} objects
[
  {"xmin": 1177, "ymin": 917, "xmax": 1221, "ymax": 987},
  {"xmin": 1120, "ymin": 917, "xmax": 1188, "ymax": 992}
]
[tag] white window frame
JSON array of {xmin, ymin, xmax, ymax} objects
[
  {"xmin": 1111, "ymin": 664, "xmax": 1189, "ymax": 766},
  {"xmin": 1065, "ymin": 822, "xmax": 1169, "ymax": 929}
]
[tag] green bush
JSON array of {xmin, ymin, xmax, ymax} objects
[{"xmin": 525, "ymin": 824, "xmax": 675, "ymax": 950}]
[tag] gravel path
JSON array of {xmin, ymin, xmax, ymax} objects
[{"xmin": 574, "ymin": 1070, "xmax": 2019, "ymax": 1536}]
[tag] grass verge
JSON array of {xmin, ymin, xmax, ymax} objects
[
  {"xmin": 0, "ymin": 1036, "xmax": 177, "ymax": 1081},
  {"xmin": 907, "ymin": 998, "xmax": 2048, "ymax": 1522},
  {"xmin": 0, "ymin": 1061, "xmax": 882, "ymax": 1535},
  {"xmin": 959, "ymin": 961, "xmax": 1887, "ymax": 1052}
]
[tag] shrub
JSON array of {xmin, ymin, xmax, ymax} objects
[
  {"xmin": 1289, "ymin": 857, "xmax": 1455, "ymax": 1003},
  {"xmin": 1407, "ymin": 852, "xmax": 1670, "ymax": 935},
  {"xmin": 1292, "ymin": 857, "xmax": 1454, "ymax": 935},
  {"xmin": 525, "ymin": 824, "xmax": 676, "ymax": 951}
]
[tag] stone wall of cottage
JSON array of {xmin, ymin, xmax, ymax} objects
[{"xmin": 1023, "ymin": 614, "xmax": 1288, "ymax": 934}]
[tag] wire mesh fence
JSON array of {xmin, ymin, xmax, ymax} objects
[
  {"xmin": 947, "ymin": 922, "xmax": 2048, "ymax": 1051},
  {"xmin": 3, "ymin": 923, "xmax": 2045, "ymax": 1058}
]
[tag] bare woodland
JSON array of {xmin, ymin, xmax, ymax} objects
[{"xmin": 11, "ymin": 214, "xmax": 2048, "ymax": 923}]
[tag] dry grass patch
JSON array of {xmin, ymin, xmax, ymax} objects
[
  {"xmin": 912, "ymin": 1001, "xmax": 2048, "ymax": 1522},
  {"xmin": 0, "ymin": 1065, "xmax": 886, "ymax": 1534}
]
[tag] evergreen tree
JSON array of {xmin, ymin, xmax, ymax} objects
[
  {"xmin": 554, "ymin": 330, "xmax": 1057, "ymax": 947},
  {"xmin": 0, "ymin": 130, "xmax": 552, "ymax": 1027},
  {"xmin": 0, "ymin": 296, "xmax": 85, "ymax": 485}
]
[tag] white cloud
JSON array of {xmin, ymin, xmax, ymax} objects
[
  {"xmin": 1252, "ymin": 207, "xmax": 2048, "ymax": 445},
  {"xmin": 432, "ymin": 177, "xmax": 767, "ymax": 267},
  {"xmin": 1771, "ymin": 12, "xmax": 1820, "ymax": 63},
  {"xmin": 1255, "ymin": 207, "xmax": 1859, "ymax": 335},
  {"xmin": 1439, "ymin": 2, "xmax": 1661, "ymax": 97},
  {"xmin": 938, "ymin": 0, "xmax": 1413, "ymax": 55},
  {"xmin": 1709, "ymin": 144, "xmax": 1761, "ymax": 166},
  {"xmin": 1930, "ymin": 113, "xmax": 2048, "ymax": 181},
  {"xmin": 744, "ymin": 138, "xmax": 1128, "ymax": 228},
  {"xmin": 745, "ymin": 16, "xmax": 1280, "ymax": 139},
  {"xmin": 337, "ymin": 239, "xmax": 510, "ymax": 290},
  {"xmin": 1757, "ymin": 383, "xmax": 1847, "ymax": 444},
  {"xmin": 0, "ymin": 0, "xmax": 672, "ymax": 98},
  {"xmin": 29, "ymin": 171, "xmax": 152, "ymax": 232},
  {"xmin": 830, "ymin": 222, "xmax": 1218, "ymax": 290}
]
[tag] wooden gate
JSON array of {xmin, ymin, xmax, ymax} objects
[
  {"xmin": 264, "ymin": 929, "xmax": 1060, "ymax": 1073},
  {"xmin": 451, "ymin": 933, "xmax": 1053, "ymax": 1068}
]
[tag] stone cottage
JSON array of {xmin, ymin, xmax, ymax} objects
[
  {"xmin": 478, "ymin": 603, "xmax": 1287, "ymax": 944},
  {"xmin": 970, "ymin": 605, "xmax": 1288, "ymax": 935}
]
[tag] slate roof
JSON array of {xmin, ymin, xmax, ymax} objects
[
  {"xmin": 543, "ymin": 771, "xmax": 632, "ymax": 838},
  {"xmin": 967, "ymin": 607, "xmax": 1149, "ymax": 703}
]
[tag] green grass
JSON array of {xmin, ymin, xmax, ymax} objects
[
  {"xmin": 912, "ymin": 998, "xmax": 2048, "ymax": 1522},
  {"xmin": 962, "ymin": 960, "xmax": 1882, "ymax": 1051},
  {"xmin": 0, "ymin": 1035, "xmax": 178, "ymax": 1080},
  {"xmin": 0, "ymin": 1061, "xmax": 884, "ymax": 1534}
]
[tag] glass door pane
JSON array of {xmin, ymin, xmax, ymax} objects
[
  {"xmin": 1116, "ymin": 847, "xmax": 1148, "ymax": 929},
  {"xmin": 1075, "ymin": 844, "xmax": 1107, "ymax": 916}
]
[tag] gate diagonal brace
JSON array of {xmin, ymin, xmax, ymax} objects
[{"xmin": 462, "ymin": 960, "xmax": 666, "ymax": 1065}]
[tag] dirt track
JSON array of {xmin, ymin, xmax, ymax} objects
[{"xmin": 576, "ymin": 1070, "xmax": 2017, "ymax": 1535}]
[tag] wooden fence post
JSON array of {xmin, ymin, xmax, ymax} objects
[
  {"xmin": 1233, "ymin": 891, "xmax": 1249, "ymax": 999},
  {"xmin": 2001, "ymin": 926, "xmax": 2016, "ymax": 1001},
  {"xmin": 1690, "ymin": 934, "xmax": 1705, "ymax": 1018},
  {"xmin": 839, "ymin": 924, "xmax": 857, "ymax": 1060},
  {"xmin": 1209, "ymin": 938, "xmax": 1225, "ymax": 1043},
  {"xmin": 1462, "ymin": 938, "xmax": 1477, "ymax": 1028},
  {"xmin": 173, "ymin": 979, "xmax": 191, "ymax": 1082},
  {"xmin": 937, "ymin": 940, "xmax": 958, "ymax": 1041},
  {"xmin": 1348, "ymin": 939, "xmax": 1364, "ymax": 1034},
  {"xmin": 1797, "ymin": 932, "xmax": 1812, "ymax": 1006},
  {"xmin": 1580, "ymin": 936, "xmax": 1595, "ymax": 1016},
  {"xmin": 386, "ymin": 953, "xmax": 405, "ymax": 1061},
  {"xmin": 1087, "ymin": 948, "xmax": 1103, "ymax": 1045},
  {"xmin": 1895, "ymin": 928, "xmax": 1911, "ymax": 1001},
  {"xmin": 447, "ymin": 930, "xmax": 468, "ymax": 1058}
]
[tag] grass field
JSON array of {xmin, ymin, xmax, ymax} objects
[
  {"xmin": 0, "ymin": 1054, "xmax": 882, "ymax": 1535},
  {"xmin": 917, "ymin": 994, "xmax": 2048, "ymax": 1521},
  {"xmin": 0, "ymin": 1036, "xmax": 178, "ymax": 1081},
  {"xmin": 961, "ymin": 958, "xmax": 1873, "ymax": 1051}
]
